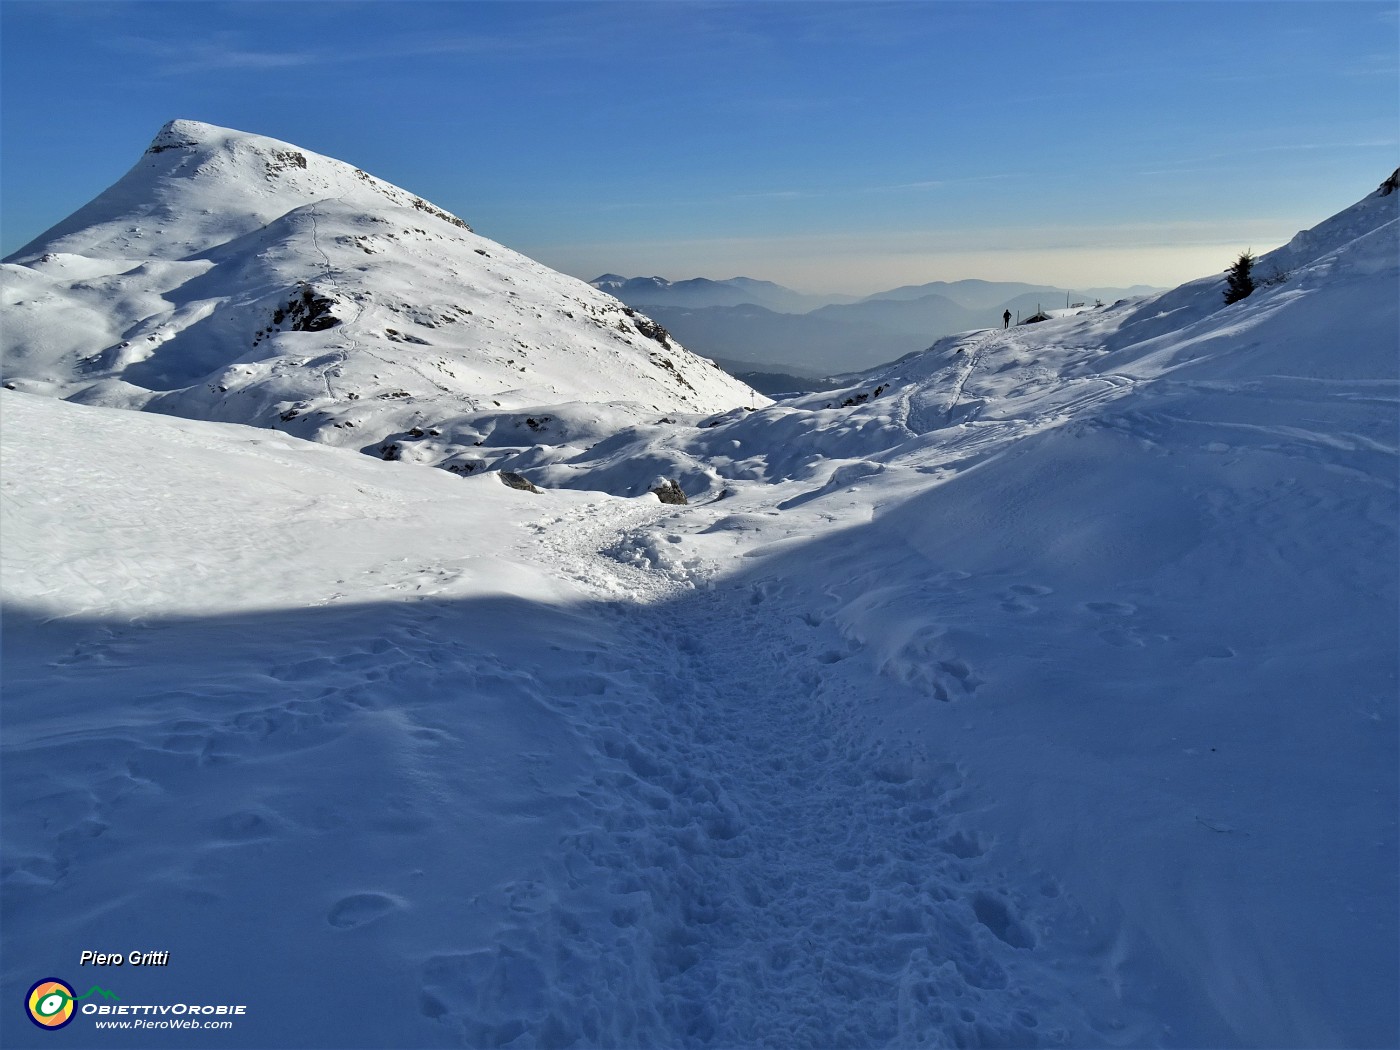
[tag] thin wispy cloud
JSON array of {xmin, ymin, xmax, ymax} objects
[
  {"xmin": 1343, "ymin": 53, "xmax": 1400, "ymax": 79},
  {"xmin": 728, "ymin": 190, "xmax": 818, "ymax": 202},
  {"xmin": 110, "ymin": 26, "xmax": 546, "ymax": 76},
  {"xmin": 582, "ymin": 172, "xmax": 1028, "ymax": 213},
  {"xmin": 867, "ymin": 173, "xmax": 1023, "ymax": 194},
  {"xmin": 112, "ymin": 33, "xmax": 341, "ymax": 75},
  {"xmin": 1135, "ymin": 139, "xmax": 1398, "ymax": 177}
]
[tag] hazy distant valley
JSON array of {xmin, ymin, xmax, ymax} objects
[{"xmin": 592, "ymin": 273, "xmax": 1166, "ymax": 386}]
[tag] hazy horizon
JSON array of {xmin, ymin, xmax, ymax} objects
[{"xmin": 2, "ymin": 2, "xmax": 1395, "ymax": 294}]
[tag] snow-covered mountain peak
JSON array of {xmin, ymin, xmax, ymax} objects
[
  {"xmin": 7, "ymin": 119, "xmax": 473, "ymax": 264},
  {"xmin": 2, "ymin": 121, "xmax": 760, "ymax": 482},
  {"xmin": 147, "ymin": 117, "xmax": 258, "ymax": 152}
]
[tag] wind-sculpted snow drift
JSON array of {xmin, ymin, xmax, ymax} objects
[{"xmin": 2, "ymin": 144, "xmax": 1397, "ymax": 1049}]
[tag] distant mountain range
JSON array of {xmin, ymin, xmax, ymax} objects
[
  {"xmin": 591, "ymin": 274, "xmax": 856, "ymax": 313},
  {"xmin": 590, "ymin": 275, "xmax": 1166, "ymax": 376}
]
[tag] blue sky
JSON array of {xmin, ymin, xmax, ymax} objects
[{"xmin": 2, "ymin": 1, "xmax": 1396, "ymax": 293}]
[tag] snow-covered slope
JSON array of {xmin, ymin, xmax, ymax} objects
[
  {"xmin": 2, "ymin": 171, "xmax": 1395, "ymax": 1049},
  {"xmin": 538, "ymin": 170, "xmax": 1399, "ymax": 495},
  {"xmin": 508, "ymin": 171, "xmax": 1400, "ymax": 1044},
  {"xmin": 1, "ymin": 120, "xmax": 761, "ymax": 479},
  {"xmin": 0, "ymin": 391, "xmax": 679, "ymax": 1048}
]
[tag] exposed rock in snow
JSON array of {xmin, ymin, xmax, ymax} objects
[
  {"xmin": 649, "ymin": 477, "xmax": 688, "ymax": 505},
  {"xmin": 498, "ymin": 470, "xmax": 543, "ymax": 493}
]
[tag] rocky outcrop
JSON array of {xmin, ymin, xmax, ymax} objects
[
  {"xmin": 498, "ymin": 471, "xmax": 542, "ymax": 494},
  {"xmin": 650, "ymin": 478, "xmax": 687, "ymax": 505}
]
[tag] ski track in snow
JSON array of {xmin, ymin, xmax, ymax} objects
[
  {"xmin": 306, "ymin": 198, "xmax": 358, "ymax": 401},
  {"xmin": 415, "ymin": 501, "xmax": 1149, "ymax": 1048}
]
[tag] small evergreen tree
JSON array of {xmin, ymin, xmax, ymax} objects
[{"xmin": 1223, "ymin": 250, "xmax": 1255, "ymax": 305}]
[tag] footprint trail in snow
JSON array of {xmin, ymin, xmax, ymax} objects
[{"xmin": 422, "ymin": 509, "xmax": 1152, "ymax": 1048}]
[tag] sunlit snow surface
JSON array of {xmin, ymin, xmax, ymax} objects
[
  {"xmin": 0, "ymin": 120, "xmax": 762, "ymax": 477},
  {"xmin": 3, "ymin": 158, "xmax": 1397, "ymax": 1048}
]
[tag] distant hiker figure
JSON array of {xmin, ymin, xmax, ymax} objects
[{"xmin": 1002, "ymin": 309, "xmax": 1011, "ymax": 329}]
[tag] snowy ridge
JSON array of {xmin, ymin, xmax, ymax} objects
[
  {"xmin": 1, "ymin": 121, "xmax": 761, "ymax": 487},
  {"xmin": 5, "ymin": 119, "xmax": 476, "ymax": 264},
  {"xmin": 525, "ymin": 169, "xmax": 1397, "ymax": 500}
]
